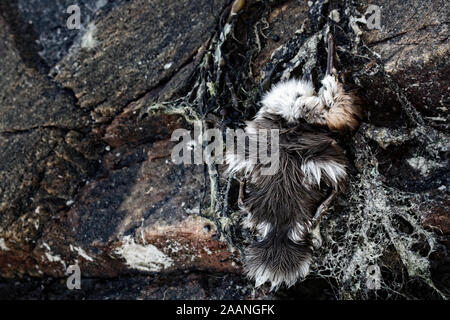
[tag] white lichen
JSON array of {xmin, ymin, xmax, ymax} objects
[
  {"xmin": 312, "ymin": 133, "xmax": 445, "ymax": 299},
  {"xmin": 42, "ymin": 243, "xmax": 67, "ymax": 269},
  {"xmin": 0, "ymin": 238, "xmax": 9, "ymax": 251},
  {"xmin": 329, "ymin": 9, "xmax": 340, "ymax": 23},
  {"xmin": 115, "ymin": 236, "xmax": 173, "ymax": 272},
  {"xmin": 81, "ymin": 23, "xmax": 98, "ymax": 49},
  {"xmin": 407, "ymin": 156, "xmax": 445, "ymax": 176},
  {"xmin": 70, "ymin": 244, "xmax": 94, "ymax": 262}
]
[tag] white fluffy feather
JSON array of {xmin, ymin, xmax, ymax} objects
[
  {"xmin": 258, "ymin": 79, "xmax": 320, "ymax": 123},
  {"xmin": 248, "ymin": 255, "xmax": 312, "ymax": 291},
  {"xmin": 288, "ymin": 221, "xmax": 307, "ymax": 242},
  {"xmin": 224, "ymin": 152, "xmax": 253, "ymax": 176},
  {"xmin": 319, "ymin": 75, "xmax": 339, "ymax": 107},
  {"xmin": 301, "ymin": 160, "xmax": 347, "ymax": 187}
]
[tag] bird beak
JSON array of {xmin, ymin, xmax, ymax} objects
[{"xmin": 326, "ymin": 34, "xmax": 335, "ymax": 76}]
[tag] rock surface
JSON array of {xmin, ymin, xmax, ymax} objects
[
  {"xmin": 0, "ymin": 0, "xmax": 448, "ymax": 299},
  {"xmin": 360, "ymin": 0, "xmax": 449, "ymax": 128}
]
